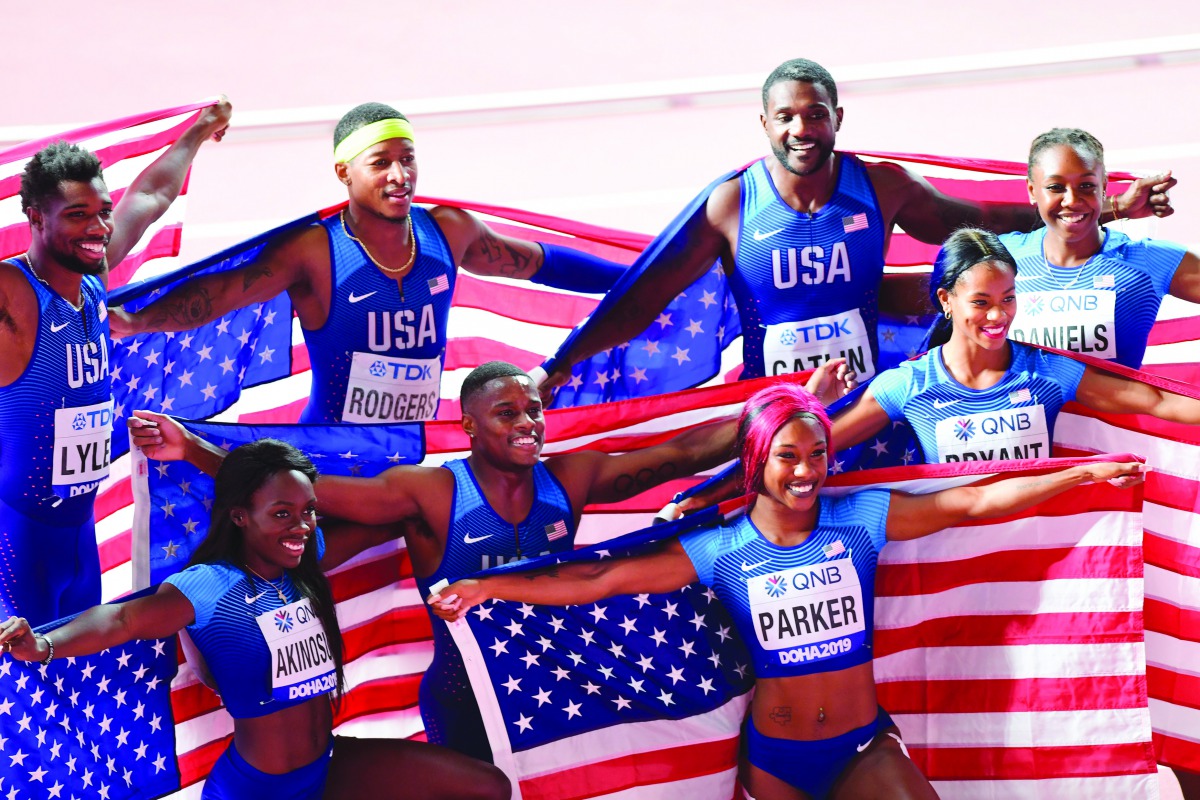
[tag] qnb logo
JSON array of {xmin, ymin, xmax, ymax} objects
[
  {"xmin": 1025, "ymin": 295, "xmax": 1045, "ymax": 315},
  {"xmin": 764, "ymin": 574, "xmax": 788, "ymax": 598},
  {"xmin": 954, "ymin": 418, "xmax": 976, "ymax": 442},
  {"xmin": 274, "ymin": 609, "xmax": 294, "ymax": 633},
  {"xmin": 369, "ymin": 360, "xmax": 388, "ymax": 378}
]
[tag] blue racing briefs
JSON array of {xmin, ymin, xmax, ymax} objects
[
  {"xmin": 1001, "ymin": 228, "xmax": 1184, "ymax": 368},
  {"xmin": 747, "ymin": 706, "xmax": 896, "ymax": 799},
  {"xmin": 202, "ymin": 738, "xmax": 333, "ymax": 799},
  {"xmin": 870, "ymin": 342, "xmax": 1086, "ymax": 464}
]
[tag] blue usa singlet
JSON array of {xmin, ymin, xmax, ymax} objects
[
  {"xmin": 730, "ymin": 155, "xmax": 887, "ymax": 381},
  {"xmin": 869, "ymin": 342, "xmax": 1086, "ymax": 464},
  {"xmin": 0, "ymin": 259, "xmax": 112, "ymax": 623},
  {"xmin": 680, "ymin": 490, "xmax": 891, "ymax": 678},
  {"xmin": 300, "ymin": 207, "xmax": 457, "ymax": 423},
  {"xmin": 166, "ymin": 562, "xmax": 337, "ymax": 718},
  {"xmin": 1001, "ymin": 228, "xmax": 1185, "ymax": 368},
  {"xmin": 417, "ymin": 458, "xmax": 576, "ymax": 761}
]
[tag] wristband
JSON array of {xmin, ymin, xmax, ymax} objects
[
  {"xmin": 531, "ymin": 244, "xmax": 626, "ymax": 294},
  {"xmin": 37, "ymin": 633, "xmax": 54, "ymax": 665}
]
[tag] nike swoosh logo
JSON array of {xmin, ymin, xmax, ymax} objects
[
  {"xmin": 932, "ymin": 399, "xmax": 959, "ymax": 409},
  {"xmin": 740, "ymin": 559, "xmax": 770, "ymax": 572},
  {"xmin": 856, "ymin": 738, "xmax": 872, "ymax": 753},
  {"xmin": 752, "ymin": 228, "xmax": 784, "ymax": 241},
  {"xmin": 244, "ymin": 592, "xmax": 267, "ymax": 604},
  {"xmin": 50, "ymin": 321, "xmax": 71, "ymax": 333},
  {"xmin": 464, "ymin": 532, "xmax": 493, "ymax": 544},
  {"xmin": 348, "ymin": 291, "xmax": 377, "ymax": 303}
]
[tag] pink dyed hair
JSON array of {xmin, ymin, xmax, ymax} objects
[{"xmin": 738, "ymin": 383, "xmax": 833, "ymax": 495}]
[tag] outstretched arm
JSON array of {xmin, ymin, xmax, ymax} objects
[
  {"xmin": 1076, "ymin": 367, "xmax": 1200, "ymax": 424},
  {"xmin": 1169, "ymin": 251, "xmax": 1200, "ymax": 303},
  {"xmin": 886, "ymin": 460, "xmax": 1146, "ymax": 541},
  {"xmin": 0, "ymin": 583, "xmax": 195, "ymax": 662},
  {"xmin": 109, "ymin": 224, "xmax": 318, "ymax": 338},
  {"xmin": 128, "ymin": 411, "xmax": 431, "ymax": 524},
  {"xmin": 556, "ymin": 417, "xmax": 738, "ymax": 507},
  {"xmin": 105, "ymin": 98, "xmax": 233, "ymax": 273},
  {"xmin": 829, "ymin": 387, "xmax": 892, "ymax": 453},
  {"xmin": 428, "ymin": 539, "xmax": 698, "ymax": 621},
  {"xmin": 874, "ymin": 162, "xmax": 1174, "ymax": 246},
  {"xmin": 536, "ymin": 184, "xmax": 736, "ymax": 401}
]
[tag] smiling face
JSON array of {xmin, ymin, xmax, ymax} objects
[
  {"xmin": 939, "ymin": 260, "xmax": 1018, "ymax": 351},
  {"xmin": 28, "ymin": 177, "xmax": 113, "ymax": 275},
  {"xmin": 761, "ymin": 80, "xmax": 841, "ymax": 178},
  {"xmin": 233, "ymin": 469, "xmax": 318, "ymax": 578},
  {"xmin": 462, "ymin": 375, "xmax": 546, "ymax": 470},
  {"xmin": 335, "ymin": 137, "xmax": 417, "ymax": 222},
  {"xmin": 757, "ymin": 415, "xmax": 829, "ymax": 515},
  {"xmin": 1027, "ymin": 143, "xmax": 1106, "ymax": 251}
]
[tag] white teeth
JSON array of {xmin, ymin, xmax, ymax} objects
[
  {"xmin": 281, "ymin": 540, "xmax": 305, "ymax": 552},
  {"xmin": 513, "ymin": 436, "xmax": 536, "ymax": 446}
]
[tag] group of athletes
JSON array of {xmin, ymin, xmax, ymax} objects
[{"xmin": 0, "ymin": 57, "xmax": 1198, "ymax": 799}]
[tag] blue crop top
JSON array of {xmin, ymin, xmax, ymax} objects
[
  {"xmin": 165, "ymin": 560, "xmax": 337, "ymax": 719},
  {"xmin": 680, "ymin": 490, "xmax": 891, "ymax": 678}
]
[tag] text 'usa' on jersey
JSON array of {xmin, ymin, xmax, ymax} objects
[
  {"xmin": 0, "ymin": 266, "xmax": 113, "ymax": 521},
  {"xmin": 301, "ymin": 208, "xmax": 457, "ymax": 424},
  {"xmin": 729, "ymin": 156, "xmax": 886, "ymax": 382}
]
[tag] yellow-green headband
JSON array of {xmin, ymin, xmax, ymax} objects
[{"xmin": 334, "ymin": 118, "xmax": 416, "ymax": 163}]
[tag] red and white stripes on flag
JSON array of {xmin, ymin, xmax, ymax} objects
[
  {"xmin": 827, "ymin": 458, "xmax": 1158, "ymax": 798},
  {"xmin": 8, "ymin": 102, "xmax": 1190, "ymax": 788},
  {"xmin": 449, "ymin": 453, "xmax": 1156, "ymax": 799}
]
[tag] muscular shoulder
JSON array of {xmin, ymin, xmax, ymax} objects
[
  {"xmin": 705, "ymin": 178, "xmax": 742, "ymax": 237},
  {"xmin": 265, "ymin": 222, "xmax": 329, "ymax": 271},
  {"xmin": 0, "ymin": 261, "xmax": 36, "ymax": 345},
  {"xmin": 862, "ymin": 161, "xmax": 928, "ymax": 222},
  {"xmin": 428, "ymin": 206, "xmax": 479, "ymax": 248}
]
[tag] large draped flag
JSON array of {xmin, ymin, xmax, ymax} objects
[
  {"xmin": 8, "ymin": 106, "xmax": 1195, "ymax": 783},
  {"xmin": 448, "ymin": 454, "xmax": 1156, "ymax": 800}
]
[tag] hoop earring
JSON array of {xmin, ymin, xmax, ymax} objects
[{"xmin": 944, "ymin": 310, "xmax": 952, "ymax": 319}]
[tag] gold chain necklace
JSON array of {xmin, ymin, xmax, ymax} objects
[{"xmin": 340, "ymin": 209, "xmax": 417, "ymax": 277}]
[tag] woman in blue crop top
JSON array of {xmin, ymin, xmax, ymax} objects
[
  {"xmin": 829, "ymin": 228, "xmax": 1200, "ymax": 465},
  {"xmin": 428, "ymin": 383, "xmax": 1146, "ymax": 800},
  {"xmin": 0, "ymin": 439, "xmax": 510, "ymax": 800}
]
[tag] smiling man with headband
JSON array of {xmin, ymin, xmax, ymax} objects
[{"xmin": 112, "ymin": 101, "xmax": 626, "ymax": 424}]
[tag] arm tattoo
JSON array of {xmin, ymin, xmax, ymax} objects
[
  {"xmin": 242, "ymin": 263, "xmax": 274, "ymax": 292},
  {"xmin": 522, "ymin": 566, "xmax": 561, "ymax": 582},
  {"xmin": 611, "ymin": 462, "xmax": 680, "ymax": 501},
  {"xmin": 145, "ymin": 285, "xmax": 217, "ymax": 329},
  {"xmin": 477, "ymin": 230, "xmax": 536, "ymax": 278}
]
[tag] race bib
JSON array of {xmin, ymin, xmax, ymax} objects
[
  {"xmin": 256, "ymin": 598, "xmax": 337, "ymax": 702},
  {"xmin": 1009, "ymin": 289, "xmax": 1116, "ymax": 360},
  {"xmin": 341, "ymin": 353, "xmax": 441, "ymax": 423},
  {"xmin": 935, "ymin": 404, "xmax": 1050, "ymax": 463},
  {"xmin": 762, "ymin": 309, "xmax": 876, "ymax": 380},
  {"xmin": 52, "ymin": 399, "xmax": 113, "ymax": 498},
  {"xmin": 748, "ymin": 557, "xmax": 866, "ymax": 668}
]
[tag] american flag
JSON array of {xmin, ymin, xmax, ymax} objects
[
  {"xmin": 0, "ymin": 627, "xmax": 181, "ymax": 800},
  {"xmin": 842, "ymin": 212, "xmax": 869, "ymax": 233},
  {"xmin": 4, "ymin": 107, "xmax": 1197, "ymax": 793},
  {"xmin": 544, "ymin": 520, "xmax": 569, "ymax": 543},
  {"xmin": 427, "ymin": 273, "xmax": 450, "ymax": 295},
  {"xmin": 449, "ymin": 454, "xmax": 1157, "ymax": 799}
]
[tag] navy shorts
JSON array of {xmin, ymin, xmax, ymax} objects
[
  {"xmin": 747, "ymin": 707, "xmax": 897, "ymax": 799},
  {"xmin": 202, "ymin": 739, "xmax": 334, "ymax": 800}
]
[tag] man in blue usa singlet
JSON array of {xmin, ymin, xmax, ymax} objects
[
  {"xmin": 111, "ymin": 102, "xmax": 624, "ymax": 424},
  {"xmin": 537, "ymin": 58, "xmax": 1172, "ymax": 392},
  {"xmin": 0, "ymin": 102, "xmax": 231, "ymax": 625},
  {"xmin": 131, "ymin": 360, "xmax": 743, "ymax": 761}
]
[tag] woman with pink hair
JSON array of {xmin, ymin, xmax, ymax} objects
[{"xmin": 429, "ymin": 383, "xmax": 1145, "ymax": 800}]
